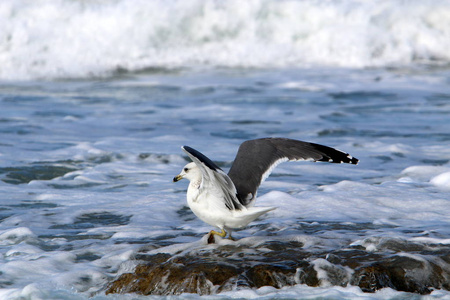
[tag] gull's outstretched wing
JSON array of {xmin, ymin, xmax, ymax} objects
[
  {"xmin": 227, "ymin": 138, "xmax": 359, "ymax": 206},
  {"xmin": 182, "ymin": 146, "xmax": 243, "ymax": 211}
]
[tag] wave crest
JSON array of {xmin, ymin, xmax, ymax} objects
[{"xmin": 1, "ymin": 0, "xmax": 450, "ymax": 79}]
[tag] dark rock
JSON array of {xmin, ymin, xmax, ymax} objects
[
  {"xmin": 107, "ymin": 252, "xmax": 266, "ymax": 295},
  {"xmin": 244, "ymin": 264, "xmax": 299, "ymax": 288},
  {"xmin": 352, "ymin": 255, "xmax": 450, "ymax": 294},
  {"xmin": 106, "ymin": 240, "xmax": 316, "ymax": 295},
  {"xmin": 106, "ymin": 238, "xmax": 450, "ymax": 296}
]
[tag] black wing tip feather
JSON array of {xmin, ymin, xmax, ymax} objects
[
  {"xmin": 309, "ymin": 142, "xmax": 359, "ymax": 165},
  {"xmin": 332, "ymin": 154, "xmax": 359, "ymax": 165},
  {"xmin": 349, "ymin": 156, "xmax": 359, "ymax": 165},
  {"xmin": 182, "ymin": 145, "xmax": 222, "ymax": 171},
  {"xmin": 320, "ymin": 151, "xmax": 359, "ymax": 165}
]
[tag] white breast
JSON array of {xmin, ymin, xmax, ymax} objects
[{"xmin": 186, "ymin": 182, "xmax": 231, "ymax": 229}]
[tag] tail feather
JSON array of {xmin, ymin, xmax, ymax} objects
[{"xmin": 228, "ymin": 206, "xmax": 276, "ymax": 229}]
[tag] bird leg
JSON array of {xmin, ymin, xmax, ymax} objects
[
  {"xmin": 210, "ymin": 228, "xmax": 227, "ymax": 237},
  {"xmin": 207, "ymin": 228, "xmax": 227, "ymax": 244}
]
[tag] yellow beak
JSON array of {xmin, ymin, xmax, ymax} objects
[{"xmin": 173, "ymin": 175, "xmax": 183, "ymax": 182}]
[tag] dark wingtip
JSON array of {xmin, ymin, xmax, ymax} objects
[
  {"xmin": 335, "ymin": 154, "xmax": 359, "ymax": 165},
  {"xmin": 339, "ymin": 153, "xmax": 359, "ymax": 165},
  {"xmin": 182, "ymin": 145, "xmax": 222, "ymax": 171}
]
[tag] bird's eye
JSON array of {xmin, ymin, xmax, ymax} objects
[{"xmin": 184, "ymin": 168, "xmax": 189, "ymax": 172}]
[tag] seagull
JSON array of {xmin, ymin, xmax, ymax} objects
[{"xmin": 173, "ymin": 138, "xmax": 358, "ymax": 241}]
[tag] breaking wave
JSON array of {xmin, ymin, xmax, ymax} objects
[{"xmin": 1, "ymin": 0, "xmax": 450, "ymax": 80}]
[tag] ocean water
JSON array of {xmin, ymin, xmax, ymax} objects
[{"xmin": 1, "ymin": 0, "xmax": 450, "ymax": 299}]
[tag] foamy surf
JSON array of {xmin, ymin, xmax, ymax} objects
[
  {"xmin": 0, "ymin": 14, "xmax": 450, "ymax": 298},
  {"xmin": 1, "ymin": 0, "xmax": 450, "ymax": 80}
]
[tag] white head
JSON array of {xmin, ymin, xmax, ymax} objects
[{"xmin": 173, "ymin": 162, "xmax": 202, "ymax": 182}]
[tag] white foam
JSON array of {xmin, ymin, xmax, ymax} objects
[
  {"xmin": 1, "ymin": 0, "xmax": 450, "ymax": 80},
  {"xmin": 0, "ymin": 227, "xmax": 36, "ymax": 246},
  {"xmin": 430, "ymin": 172, "xmax": 450, "ymax": 190},
  {"xmin": 401, "ymin": 166, "xmax": 450, "ymax": 183},
  {"xmin": 218, "ymin": 283, "xmax": 430, "ymax": 300},
  {"xmin": 5, "ymin": 243, "xmax": 43, "ymax": 258},
  {"xmin": 259, "ymin": 179, "xmax": 450, "ymax": 236},
  {"xmin": 312, "ymin": 258, "xmax": 353, "ymax": 287}
]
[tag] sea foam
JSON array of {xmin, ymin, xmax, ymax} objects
[{"xmin": 1, "ymin": 0, "xmax": 450, "ymax": 80}]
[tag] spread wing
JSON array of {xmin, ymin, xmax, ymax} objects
[
  {"xmin": 182, "ymin": 146, "xmax": 243, "ymax": 210},
  {"xmin": 227, "ymin": 138, "xmax": 359, "ymax": 206}
]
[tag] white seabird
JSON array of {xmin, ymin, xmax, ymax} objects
[{"xmin": 173, "ymin": 138, "xmax": 359, "ymax": 241}]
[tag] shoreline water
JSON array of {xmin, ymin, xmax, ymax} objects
[
  {"xmin": 1, "ymin": 0, "xmax": 450, "ymax": 297},
  {"xmin": 0, "ymin": 66, "xmax": 449, "ymax": 298}
]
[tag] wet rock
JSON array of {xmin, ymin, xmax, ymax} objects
[
  {"xmin": 352, "ymin": 254, "xmax": 450, "ymax": 294},
  {"xmin": 106, "ymin": 238, "xmax": 450, "ymax": 296},
  {"xmin": 107, "ymin": 257, "xmax": 239, "ymax": 295},
  {"xmin": 106, "ymin": 240, "xmax": 315, "ymax": 295},
  {"xmin": 244, "ymin": 263, "xmax": 299, "ymax": 289}
]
